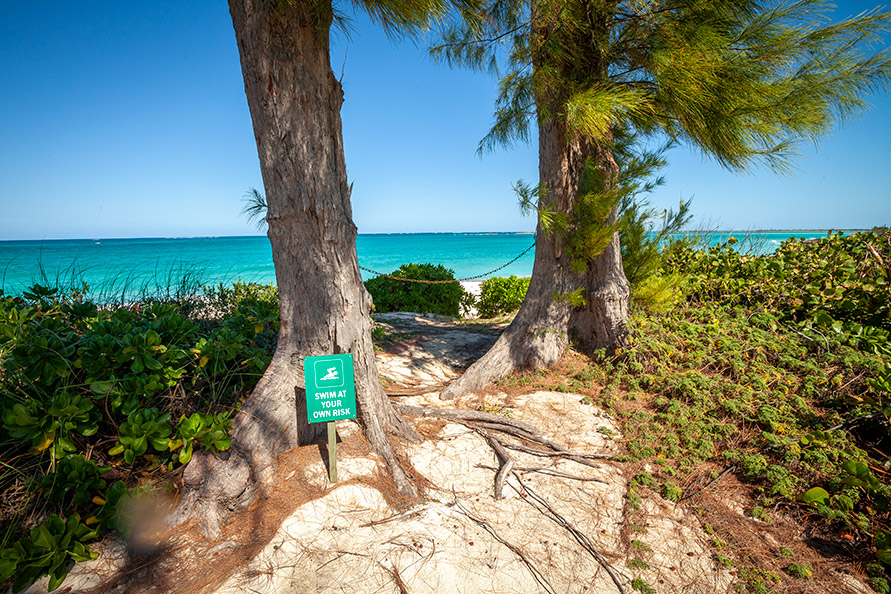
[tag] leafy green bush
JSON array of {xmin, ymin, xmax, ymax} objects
[
  {"xmin": 0, "ymin": 514, "xmax": 97, "ymax": 593},
  {"xmin": 0, "ymin": 282, "xmax": 276, "ymax": 592},
  {"xmin": 364, "ymin": 263, "xmax": 466, "ymax": 317},
  {"xmin": 665, "ymin": 229, "xmax": 891, "ymax": 333},
  {"xmin": 203, "ymin": 279, "xmax": 279, "ymax": 317},
  {"xmin": 2, "ymin": 392, "xmax": 99, "ymax": 460},
  {"xmin": 40, "ymin": 455, "xmax": 110, "ymax": 506},
  {"xmin": 476, "ymin": 275, "xmax": 530, "ymax": 318},
  {"xmin": 108, "ymin": 407, "xmax": 172, "ymax": 465},
  {"xmin": 573, "ymin": 230, "xmax": 891, "ymax": 574},
  {"xmin": 169, "ymin": 412, "xmax": 233, "ymax": 464}
]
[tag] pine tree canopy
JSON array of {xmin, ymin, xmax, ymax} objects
[
  {"xmin": 433, "ymin": 0, "xmax": 891, "ymax": 172},
  {"xmin": 273, "ymin": 0, "xmax": 476, "ymax": 41}
]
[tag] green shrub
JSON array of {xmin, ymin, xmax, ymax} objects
[
  {"xmin": 784, "ymin": 563, "xmax": 814, "ymax": 579},
  {"xmin": 203, "ymin": 279, "xmax": 279, "ymax": 317},
  {"xmin": 108, "ymin": 407, "xmax": 172, "ymax": 465},
  {"xmin": 40, "ymin": 455, "xmax": 110, "ymax": 506},
  {"xmin": 169, "ymin": 412, "xmax": 233, "ymax": 464},
  {"xmin": 0, "ymin": 283, "xmax": 262, "ymax": 593},
  {"xmin": 0, "ymin": 514, "xmax": 98, "ymax": 593},
  {"xmin": 364, "ymin": 263, "xmax": 466, "ymax": 317},
  {"xmin": 665, "ymin": 229, "xmax": 891, "ymax": 333},
  {"xmin": 477, "ymin": 275, "xmax": 530, "ymax": 318}
]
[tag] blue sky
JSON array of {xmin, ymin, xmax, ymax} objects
[{"xmin": 0, "ymin": 1, "xmax": 889, "ymax": 241}]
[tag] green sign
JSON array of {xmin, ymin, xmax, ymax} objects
[{"xmin": 304, "ymin": 354, "xmax": 357, "ymax": 424}]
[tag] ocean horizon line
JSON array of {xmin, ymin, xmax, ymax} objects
[
  {"xmin": 0, "ymin": 228, "xmax": 876, "ymax": 243},
  {"xmin": 0, "ymin": 231, "xmax": 539, "ymax": 243}
]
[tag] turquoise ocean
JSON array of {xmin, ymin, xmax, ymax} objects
[{"xmin": 0, "ymin": 231, "xmax": 846, "ymax": 299}]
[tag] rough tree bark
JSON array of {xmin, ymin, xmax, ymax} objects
[
  {"xmin": 440, "ymin": 2, "xmax": 629, "ymax": 400},
  {"xmin": 174, "ymin": 0, "xmax": 418, "ymax": 533},
  {"xmin": 440, "ymin": 118, "xmax": 629, "ymax": 399}
]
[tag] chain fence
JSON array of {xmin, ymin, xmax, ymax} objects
[{"xmin": 358, "ymin": 241, "xmax": 536, "ymax": 284}]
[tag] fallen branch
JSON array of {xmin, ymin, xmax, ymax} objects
[
  {"xmin": 865, "ymin": 241, "xmax": 891, "ymax": 285},
  {"xmin": 825, "ymin": 412, "xmax": 882, "ymax": 433},
  {"xmin": 786, "ymin": 324, "xmax": 830, "ymax": 351},
  {"xmin": 386, "ymin": 385, "xmax": 448, "ymax": 397},
  {"xmin": 454, "ymin": 501, "xmax": 557, "ymax": 594},
  {"xmin": 512, "ymin": 479, "xmax": 628, "ymax": 594}
]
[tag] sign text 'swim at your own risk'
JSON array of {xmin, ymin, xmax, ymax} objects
[{"xmin": 304, "ymin": 354, "xmax": 357, "ymax": 423}]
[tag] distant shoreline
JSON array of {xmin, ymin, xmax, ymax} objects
[
  {"xmin": 0, "ymin": 232, "xmax": 538, "ymax": 243},
  {"xmin": 0, "ymin": 229, "xmax": 877, "ymax": 243},
  {"xmin": 683, "ymin": 229, "xmax": 871, "ymax": 234}
]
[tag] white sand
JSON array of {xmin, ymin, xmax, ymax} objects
[{"xmin": 459, "ymin": 280, "xmax": 482, "ymax": 298}]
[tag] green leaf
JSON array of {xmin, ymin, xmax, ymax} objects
[
  {"xmin": 150, "ymin": 437, "xmax": 170, "ymax": 451},
  {"xmin": 832, "ymin": 494, "xmax": 854, "ymax": 512},
  {"xmin": 132, "ymin": 435, "xmax": 147, "ymax": 456},
  {"xmin": 797, "ymin": 487, "xmax": 830, "ymax": 505},
  {"xmin": 0, "ymin": 556, "xmax": 19, "ymax": 582},
  {"xmin": 842, "ymin": 460, "xmax": 872, "ymax": 481},
  {"xmin": 89, "ymin": 380, "xmax": 116, "ymax": 395},
  {"xmin": 179, "ymin": 442, "xmax": 194, "ymax": 464},
  {"xmin": 841, "ymin": 476, "xmax": 869, "ymax": 489},
  {"xmin": 33, "ymin": 524, "xmax": 55, "ymax": 549},
  {"xmin": 47, "ymin": 562, "xmax": 68, "ymax": 592}
]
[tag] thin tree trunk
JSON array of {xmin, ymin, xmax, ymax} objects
[
  {"xmin": 440, "ymin": 119, "xmax": 629, "ymax": 399},
  {"xmin": 174, "ymin": 0, "xmax": 418, "ymax": 534}
]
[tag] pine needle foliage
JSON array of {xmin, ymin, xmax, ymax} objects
[
  {"xmin": 241, "ymin": 187, "xmax": 268, "ymax": 231},
  {"xmin": 516, "ymin": 134, "xmax": 686, "ymax": 275},
  {"xmin": 434, "ymin": 0, "xmax": 891, "ymax": 172},
  {"xmin": 272, "ymin": 0, "xmax": 479, "ymax": 41}
]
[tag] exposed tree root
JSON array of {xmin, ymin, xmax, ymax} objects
[
  {"xmin": 393, "ymin": 404, "xmax": 615, "ymax": 471},
  {"xmin": 472, "ymin": 422, "xmax": 615, "ymax": 462},
  {"xmin": 454, "ymin": 501, "xmax": 558, "ymax": 594},
  {"xmin": 512, "ymin": 478, "xmax": 628, "ymax": 594},
  {"xmin": 476, "ymin": 464, "xmax": 608, "ymax": 484},
  {"xmin": 439, "ymin": 309, "xmax": 568, "ymax": 401},
  {"xmin": 485, "ymin": 434, "xmax": 514, "ymax": 499},
  {"xmin": 493, "ymin": 440, "xmax": 611, "ymax": 469},
  {"xmin": 433, "ymin": 408, "xmax": 628, "ymax": 593},
  {"xmin": 396, "ymin": 400, "xmax": 625, "ymax": 590},
  {"xmin": 360, "ymin": 502, "xmax": 450, "ymax": 528},
  {"xmin": 459, "ymin": 427, "xmax": 627, "ymax": 594},
  {"xmin": 392, "ymin": 403, "xmax": 540, "ymax": 434}
]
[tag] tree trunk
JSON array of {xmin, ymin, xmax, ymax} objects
[
  {"xmin": 440, "ymin": 119, "xmax": 629, "ymax": 399},
  {"xmin": 174, "ymin": 0, "xmax": 418, "ymax": 534}
]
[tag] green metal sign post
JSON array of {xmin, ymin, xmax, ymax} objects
[{"xmin": 304, "ymin": 354, "xmax": 358, "ymax": 484}]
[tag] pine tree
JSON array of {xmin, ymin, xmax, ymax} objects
[
  {"xmin": 175, "ymin": 0, "xmax": 469, "ymax": 534},
  {"xmin": 435, "ymin": 0, "xmax": 891, "ymax": 399}
]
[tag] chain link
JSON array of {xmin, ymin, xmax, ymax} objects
[{"xmin": 359, "ymin": 241, "xmax": 536, "ymax": 284}]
